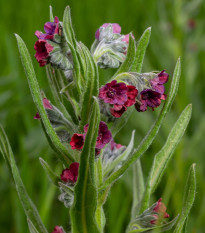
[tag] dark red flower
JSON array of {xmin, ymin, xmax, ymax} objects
[
  {"xmin": 34, "ymin": 98, "xmax": 53, "ymax": 119},
  {"xmin": 61, "ymin": 162, "xmax": 79, "ymax": 183},
  {"xmin": 150, "ymin": 70, "xmax": 169, "ymax": 94},
  {"xmin": 124, "ymin": 85, "xmax": 138, "ymax": 106},
  {"xmin": 69, "ymin": 134, "xmax": 84, "ymax": 150},
  {"xmin": 99, "ymin": 80, "xmax": 128, "ymax": 105},
  {"xmin": 110, "ymin": 104, "xmax": 127, "ymax": 118},
  {"xmin": 51, "ymin": 226, "xmax": 64, "ymax": 233},
  {"xmin": 84, "ymin": 121, "xmax": 112, "ymax": 149},
  {"xmin": 34, "ymin": 39, "xmax": 53, "ymax": 66},
  {"xmin": 95, "ymin": 23, "xmax": 121, "ymax": 40},
  {"xmin": 135, "ymin": 89, "xmax": 166, "ymax": 112}
]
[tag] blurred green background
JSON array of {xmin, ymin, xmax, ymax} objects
[{"xmin": 0, "ymin": 0, "xmax": 205, "ymax": 232}]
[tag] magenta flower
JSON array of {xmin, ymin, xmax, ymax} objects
[
  {"xmin": 34, "ymin": 39, "xmax": 53, "ymax": 66},
  {"xmin": 122, "ymin": 33, "xmax": 135, "ymax": 44},
  {"xmin": 96, "ymin": 121, "xmax": 112, "ymax": 149},
  {"xmin": 95, "ymin": 23, "xmax": 121, "ymax": 40},
  {"xmin": 34, "ymin": 98, "xmax": 53, "ymax": 119},
  {"xmin": 150, "ymin": 198, "xmax": 169, "ymax": 224},
  {"xmin": 69, "ymin": 134, "xmax": 84, "ymax": 150},
  {"xmin": 99, "ymin": 80, "xmax": 128, "ymax": 105},
  {"xmin": 61, "ymin": 162, "xmax": 79, "ymax": 183},
  {"xmin": 35, "ymin": 16, "xmax": 60, "ymax": 40},
  {"xmin": 135, "ymin": 89, "xmax": 166, "ymax": 112},
  {"xmin": 51, "ymin": 226, "xmax": 64, "ymax": 233},
  {"xmin": 150, "ymin": 70, "xmax": 169, "ymax": 94}
]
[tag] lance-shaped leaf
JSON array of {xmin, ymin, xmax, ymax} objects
[
  {"xmin": 131, "ymin": 159, "xmax": 144, "ymax": 219},
  {"xmin": 70, "ymin": 98, "xmax": 101, "ymax": 233},
  {"xmin": 140, "ymin": 104, "xmax": 192, "ymax": 212},
  {"xmin": 114, "ymin": 34, "xmax": 136, "ymax": 75},
  {"xmin": 131, "ymin": 27, "xmax": 151, "ymax": 72},
  {"xmin": 110, "ymin": 28, "xmax": 151, "ymax": 137},
  {"xmin": 173, "ymin": 164, "xmax": 196, "ymax": 233},
  {"xmin": 15, "ymin": 34, "xmax": 74, "ymax": 165},
  {"xmin": 28, "ymin": 219, "xmax": 40, "ymax": 233},
  {"xmin": 0, "ymin": 126, "xmax": 48, "ymax": 233},
  {"xmin": 79, "ymin": 42, "xmax": 99, "ymax": 128},
  {"xmin": 104, "ymin": 130, "xmax": 135, "ymax": 176},
  {"xmin": 63, "ymin": 6, "xmax": 84, "ymax": 94},
  {"xmin": 99, "ymin": 58, "xmax": 181, "ymax": 192},
  {"xmin": 39, "ymin": 158, "xmax": 61, "ymax": 187}
]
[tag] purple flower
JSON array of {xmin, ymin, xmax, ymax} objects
[
  {"xmin": 34, "ymin": 39, "xmax": 53, "ymax": 66},
  {"xmin": 150, "ymin": 70, "xmax": 169, "ymax": 94},
  {"xmin": 95, "ymin": 23, "xmax": 121, "ymax": 40},
  {"xmin": 34, "ymin": 98, "xmax": 53, "ymax": 119},
  {"xmin": 69, "ymin": 134, "xmax": 84, "ymax": 150},
  {"xmin": 51, "ymin": 226, "xmax": 64, "ymax": 233},
  {"xmin": 99, "ymin": 80, "xmax": 128, "ymax": 105},
  {"xmin": 122, "ymin": 33, "xmax": 135, "ymax": 44},
  {"xmin": 61, "ymin": 162, "xmax": 79, "ymax": 183},
  {"xmin": 110, "ymin": 139, "xmax": 123, "ymax": 150},
  {"xmin": 135, "ymin": 89, "xmax": 166, "ymax": 112},
  {"xmin": 35, "ymin": 16, "xmax": 60, "ymax": 40}
]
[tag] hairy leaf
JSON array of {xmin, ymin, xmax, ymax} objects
[
  {"xmin": 70, "ymin": 98, "xmax": 101, "ymax": 233},
  {"xmin": 0, "ymin": 126, "xmax": 48, "ymax": 233},
  {"xmin": 173, "ymin": 164, "xmax": 196, "ymax": 233},
  {"xmin": 141, "ymin": 104, "xmax": 192, "ymax": 212},
  {"xmin": 15, "ymin": 34, "xmax": 74, "ymax": 165}
]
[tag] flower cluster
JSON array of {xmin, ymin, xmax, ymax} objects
[
  {"xmin": 70, "ymin": 121, "xmax": 112, "ymax": 155},
  {"xmin": 132, "ymin": 198, "xmax": 169, "ymax": 230},
  {"xmin": 99, "ymin": 80, "xmax": 138, "ymax": 118},
  {"xmin": 135, "ymin": 70, "xmax": 169, "ymax": 112},
  {"xmin": 34, "ymin": 16, "xmax": 73, "ymax": 71},
  {"xmin": 99, "ymin": 70, "xmax": 169, "ymax": 118},
  {"xmin": 91, "ymin": 23, "xmax": 133, "ymax": 68}
]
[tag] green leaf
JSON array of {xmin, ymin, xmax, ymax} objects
[
  {"xmin": 131, "ymin": 159, "xmax": 144, "ymax": 219},
  {"xmin": 49, "ymin": 5, "xmax": 54, "ymax": 22},
  {"xmin": 114, "ymin": 34, "xmax": 136, "ymax": 75},
  {"xmin": 104, "ymin": 130, "xmax": 135, "ymax": 176},
  {"xmin": 140, "ymin": 104, "xmax": 192, "ymax": 212},
  {"xmin": 28, "ymin": 219, "xmax": 40, "ymax": 233},
  {"xmin": 70, "ymin": 98, "xmax": 101, "ymax": 233},
  {"xmin": 129, "ymin": 215, "xmax": 179, "ymax": 233},
  {"xmin": 15, "ymin": 34, "xmax": 74, "ymax": 165},
  {"xmin": 63, "ymin": 6, "xmax": 84, "ymax": 94},
  {"xmin": 79, "ymin": 42, "xmax": 99, "ymax": 128},
  {"xmin": 0, "ymin": 126, "xmax": 48, "ymax": 233},
  {"xmin": 173, "ymin": 164, "xmax": 196, "ymax": 233},
  {"xmin": 131, "ymin": 27, "xmax": 151, "ymax": 72},
  {"xmin": 39, "ymin": 157, "xmax": 61, "ymax": 187},
  {"xmin": 99, "ymin": 58, "xmax": 181, "ymax": 192}
]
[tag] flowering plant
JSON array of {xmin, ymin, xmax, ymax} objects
[{"xmin": 0, "ymin": 6, "xmax": 196, "ymax": 233}]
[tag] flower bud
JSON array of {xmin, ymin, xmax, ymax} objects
[
  {"xmin": 61, "ymin": 162, "xmax": 79, "ymax": 183},
  {"xmin": 92, "ymin": 23, "xmax": 132, "ymax": 68},
  {"xmin": 51, "ymin": 226, "xmax": 65, "ymax": 233}
]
